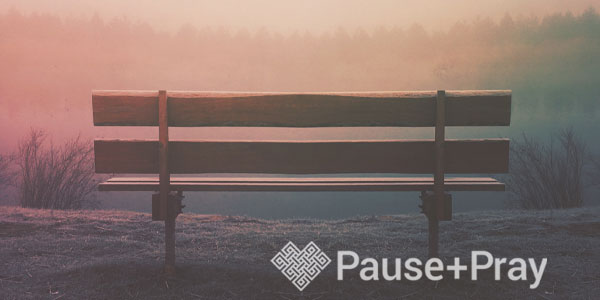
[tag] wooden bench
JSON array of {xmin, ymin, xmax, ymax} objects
[{"xmin": 92, "ymin": 90, "xmax": 511, "ymax": 273}]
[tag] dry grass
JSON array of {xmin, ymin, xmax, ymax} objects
[
  {"xmin": 15, "ymin": 129, "xmax": 99, "ymax": 210},
  {"xmin": 507, "ymin": 128, "xmax": 586, "ymax": 209},
  {"xmin": 0, "ymin": 206, "xmax": 599, "ymax": 299}
]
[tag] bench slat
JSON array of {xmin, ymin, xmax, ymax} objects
[
  {"xmin": 105, "ymin": 176, "xmax": 501, "ymax": 183},
  {"xmin": 92, "ymin": 90, "xmax": 511, "ymax": 127},
  {"xmin": 98, "ymin": 176, "xmax": 505, "ymax": 191},
  {"xmin": 94, "ymin": 139, "xmax": 509, "ymax": 174}
]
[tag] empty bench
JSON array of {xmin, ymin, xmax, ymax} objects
[{"xmin": 92, "ymin": 90, "xmax": 511, "ymax": 273}]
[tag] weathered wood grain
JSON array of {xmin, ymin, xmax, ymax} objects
[
  {"xmin": 105, "ymin": 177, "xmax": 501, "ymax": 183},
  {"xmin": 158, "ymin": 90, "xmax": 170, "ymax": 221},
  {"xmin": 97, "ymin": 176, "xmax": 505, "ymax": 192},
  {"xmin": 92, "ymin": 90, "xmax": 158, "ymax": 126},
  {"xmin": 434, "ymin": 90, "xmax": 447, "ymax": 224},
  {"xmin": 94, "ymin": 139, "xmax": 510, "ymax": 174},
  {"xmin": 92, "ymin": 90, "xmax": 511, "ymax": 127}
]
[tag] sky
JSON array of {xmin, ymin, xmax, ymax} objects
[{"xmin": 1, "ymin": 0, "xmax": 598, "ymax": 34}]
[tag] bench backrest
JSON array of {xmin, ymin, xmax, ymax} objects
[{"xmin": 92, "ymin": 90, "xmax": 511, "ymax": 175}]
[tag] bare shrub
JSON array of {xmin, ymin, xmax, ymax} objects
[
  {"xmin": 15, "ymin": 129, "xmax": 99, "ymax": 209},
  {"xmin": 0, "ymin": 153, "xmax": 14, "ymax": 201},
  {"xmin": 507, "ymin": 128, "xmax": 585, "ymax": 209},
  {"xmin": 0, "ymin": 153, "xmax": 13, "ymax": 186}
]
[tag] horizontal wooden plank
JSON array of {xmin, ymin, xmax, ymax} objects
[
  {"xmin": 105, "ymin": 176, "xmax": 501, "ymax": 183},
  {"xmin": 94, "ymin": 139, "xmax": 509, "ymax": 174},
  {"xmin": 93, "ymin": 90, "xmax": 159, "ymax": 126},
  {"xmin": 97, "ymin": 176, "xmax": 505, "ymax": 191},
  {"xmin": 92, "ymin": 90, "xmax": 511, "ymax": 127}
]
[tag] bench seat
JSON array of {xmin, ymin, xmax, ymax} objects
[{"xmin": 99, "ymin": 176, "xmax": 504, "ymax": 192}]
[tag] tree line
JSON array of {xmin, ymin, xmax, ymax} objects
[{"xmin": 1, "ymin": 7, "xmax": 599, "ymax": 114}]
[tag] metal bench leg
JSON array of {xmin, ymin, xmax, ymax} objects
[
  {"xmin": 165, "ymin": 214, "xmax": 176, "ymax": 275},
  {"xmin": 420, "ymin": 191, "xmax": 439, "ymax": 258},
  {"xmin": 420, "ymin": 191, "xmax": 452, "ymax": 258},
  {"xmin": 164, "ymin": 191, "xmax": 184, "ymax": 275},
  {"xmin": 428, "ymin": 214, "xmax": 439, "ymax": 258}
]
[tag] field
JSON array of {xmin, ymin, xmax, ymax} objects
[{"xmin": 1, "ymin": 206, "xmax": 599, "ymax": 299}]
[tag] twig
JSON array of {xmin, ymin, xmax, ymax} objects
[
  {"xmin": 491, "ymin": 226, "xmax": 509, "ymax": 231},
  {"xmin": 536, "ymin": 292, "xmax": 552, "ymax": 300},
  {"xmin": 582, "ymin": 279, "xmax": 600, "ymax": 284},
  {"xmin": 0, "ymin": 278, "xmax": 23, "ymax": 284},
  {"xmin": 53, "ymin": 294, "xmax": 66, "ymax": 300},
  {"xmin": 94, "ymin": 225, "xmax": 111, "ymax": 231},
  {"xmin": 399, "ymin": 290, "xmax": 421, "ymax": 299}
]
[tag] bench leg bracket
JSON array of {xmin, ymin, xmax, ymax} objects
[
  {"xmin": 152, "ymin": 192, "xmax": 185, "ymax": 221},
  {"xmin": 420, "ymin": 191, "xmax": 452, "ymax": 258},
  {"xmin": 419, "ymin": 191, "xmax": 452, "ymax": 221}
]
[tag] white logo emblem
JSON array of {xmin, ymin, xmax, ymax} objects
[{"xmin": 271, "ymin": 241, "xmax": 331, "ymax": 291}]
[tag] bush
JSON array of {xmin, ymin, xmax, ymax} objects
[
  {"xmin": 15, "ymin": 129, "xmax": 99, "ymax": 209},
  {"xmin": 0, "ymin": 153, "xmax": 14, "ymax": 199},
  {"xmin": 0, "ymin": 154, "xmax": 11, "ymax": 185},
  {"xmin": 507, "ymin": 128, "xmax": 585, "ymax": 209},
  {"xmin": 590, "ymin": 155, "xmax": 600, "ymax": 190}
]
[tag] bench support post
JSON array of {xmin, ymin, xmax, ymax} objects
[
  {"xmin": 158, "ymin": 90, "xmax": 176, "ymax": 275},
  {"xmin": 430, "ymin": 90, "xmax": 447, "ymax": 258}
]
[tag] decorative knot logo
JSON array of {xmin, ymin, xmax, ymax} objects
[{"xmin": 271, "ymin": 241, "xmax": 332, "ymax": 291}]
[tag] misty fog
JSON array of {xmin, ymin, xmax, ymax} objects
[{"xmin": 1, "ymin": 7, "xmax": 599, "ymax": 218}]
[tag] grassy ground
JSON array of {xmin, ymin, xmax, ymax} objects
[{"xmin": 0, "ymin": 206, "xmax": 599, "ymax": 299}]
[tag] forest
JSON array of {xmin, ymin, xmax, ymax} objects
[
  {"xmin": 1, "ymin": 7, "xmax": 600, "ymax": 216},
  {"xmin": 1, "ymin": 7, "xmax": 599, "ymax": 114}
]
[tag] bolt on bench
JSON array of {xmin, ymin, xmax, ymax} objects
[{"xmin": 92, "ymin": 90, "xmax": 511, "ymax": 273}]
